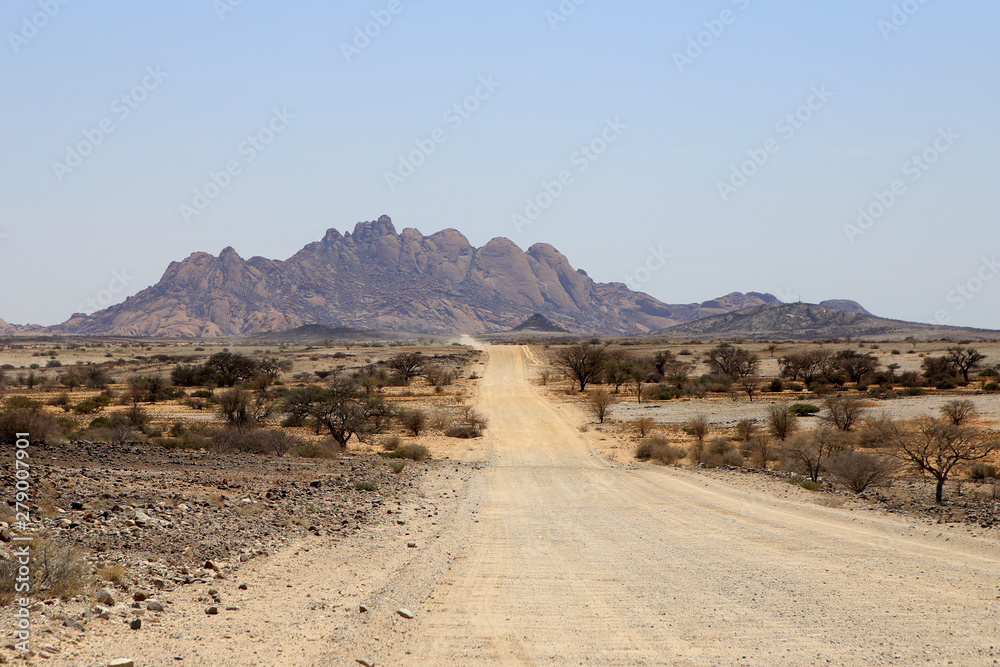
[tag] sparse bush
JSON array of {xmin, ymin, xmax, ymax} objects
[
  {"xmin": 767, "ymin": 378, "xmax": 784, "ymax": 393},
  {"xmin": 734, "ymin": 418, "xmax": 757, "ymax": 442},
  {"xmin": 969, "ymin": 464, "xmax": 999, "ymax": 481},
  {"xmin": 353, "ymin": 479, "xmax": 378, "ymax": 491},
  {"xmin": 382, "ymin": 435, "xmax": 402, "ymax": 451},
  {"xmin": 740, "ymin": 435, "xmax": 776, "ymax": 469},
  {"xmin": 0, "ymin": 536, "xmax": 90, "ymax": 604},
  {"xmin": 632, "ymin": 417, "xmax": 655, "ymax": 438},
  {"xmin": 826, "ymin": 450, "xmax": 896, "ymax": 493},
  {"xmin": 588, "ymin": 389, "xmax": 616, "ymax": 424},
  {"xmin": 402, "ymin": 409, "xmax": 427, "ymax": 436},
  {"xmin": 0, "ymin": 407, "xmax": 59, "ymax": 444},
  {"xmin": 290, "ymin": 442, "xmax": 337, "ymax": 459},
  {"xmin": 823, "ymin": 396, "xmax": 866, "ymax": 431},
  {"xmin": 984, "ymin": 382, "xmax": 1000, "ymax": 392},
  {"xmin": 767, "ymin": 403, "xmax": 797, "ymax": 441},
  {"xmin": 635, "ymin": 435, "xmax": 685, "ymax": 464},
  {"xmin": 388, "ymin": 460, "xmax": 407, "ymax": 474},
  {"xmin": 940, "ymin": 399, "xmax": 976, "ymax": 426},
  {"xmin": 445, "ymin": 425, "xmax": 481, "ymax": 439},
  {"xmin": 800, "ymin": 480, "xmax": 822, "ymax": 491},
  {"xmin": 210, "ymin": 427, "xmax": 297, "ymax": 456}
]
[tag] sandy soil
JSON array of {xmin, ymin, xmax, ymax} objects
[{"xmin": 52, "ymin": 346, "xmax": 1000, "ymax": 666}]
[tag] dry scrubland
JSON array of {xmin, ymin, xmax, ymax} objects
[
  {"xmin": 1, "ymin": 334, "xmax": 1000, "ymax": 664},
  {"xmin": 537, "ymin": 338, "xmax": 1000, "ymax": 527},
  {"xmin": 0, "ymin": 336, "xmax": 486, "ymax": 662}
]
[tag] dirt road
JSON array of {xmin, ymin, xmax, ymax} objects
[{"xmin": 59, "ymin": 346, "xmax": 1000, "ymax": 665}]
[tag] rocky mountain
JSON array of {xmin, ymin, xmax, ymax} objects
[
  {"xmin": 47, "ymin": 216, "xmax": 786, "ymax": 337},
  {"xmin": 819, "ymin": 299, "xmax": 871, "ymax": 316},
  {"xmin": 656, "ymin": 302, "xmax": 1000, "ymax": 341}
]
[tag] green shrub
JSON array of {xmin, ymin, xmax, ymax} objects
[
  {"xmin": 353, "ymin": 479, "xmax": 378, "ymax": 491},
  {"xmin": 383, "ymin": 444, "xmax": 431, "ymax": 461},
  {"xmin": 984, "ymin": 382, "xmax": 999, "ymax": 392},
  {"xmin": 767, "ymin": 378, "xmax": 784, "ymax": 392},
  {"xmin": 152, "ymin": 436, "xmax": 206, "ymax": 450},
  {"xmin": 789, "ymin": 403, "xmax": 821, "ymax": 416},
  {"xmin": 800, "ymin": 480, "xmax": 822, "ymax": 491},
  {"xmin": 290, "ymin": 443, "xmax": 337, "ymax": 459},
  {"xmin": 5, "ymin": 396, "xmax": 42, "ymax": 410},
  {"xmin": 388, "ymin": 460, "xmax": 407, "ymax": 474}
]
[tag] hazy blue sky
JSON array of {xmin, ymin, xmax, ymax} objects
[{"xmin": 2, "ymin": 1, "xmax": 999, "ymax": 329}]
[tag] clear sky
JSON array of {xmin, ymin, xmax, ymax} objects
[{"xmin": 2, "ymin": 1, "xmax": 999, "ymax": 329}]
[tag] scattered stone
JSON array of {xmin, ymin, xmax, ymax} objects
[
  {"xmin": 129, "ymin": 618, "xmax": 142, "ymax": 630},
  {"xmin": 97, "ymin": 589, "xmax": 115, "ymax": 606},
  {"xmin": 239, "ymin": 554, "xmax": 251, "ymax": 563},
  {"xmin": 359, "ymin": 604, "xmax": 369, "ymax": 613},
  {"xmin": 204, "ymin": 560, "xmax": 216, "ymax": 570},
  {"xmin": 70, "ymin": 501, "xmax": 84, "ymax": 510},
  {"xmin": 356, "ymin": 659, "xmax": 375, "ymax": 667},
  {"xmin": 147, "ymin": 601, "xmax": 165, "ymax": 612},
  {"xmin": 205, "ymin": 606, "xmax": 219, "ymax": 615},
  {"xmin": 238, "ymin": 583, "xmax": 248, "ymax": 590},
  {"xmin": 132, "ymin": 590, "xmax": 150, "ymax": 602},
  {"xmin": 396, "ymin": 608, "xmax": 414, "ymax": 619},
  {"xmin": 108, "ymin": 660, "xmax": 135, "ymax": 667},
  {"xmin": 225, "ymin": 606, "xmax": 240, "ymax": 611},
  {"xmin": 407, "ymin": 542, "xmax": 417, "ymax": 548},
  {"xmin": 63, "ymin": 618, "xmax": 86, "ymax": 632}
]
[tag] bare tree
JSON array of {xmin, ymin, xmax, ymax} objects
[
  {"xmin": 947, "ymin": 347, "xmax": 986, "ymax": 383},
  {"xmin": 823, "ymin": 396, "xmax": 866, "ymax": 431},
  {"xmin": 633, "ymin": 417, "xmax": 655, "ymax": 438},
  {"xmin": 739, "ymin": 376, "xmax": 762, "ymax": 402},
  {"xmin": 895, "ymin": 417, "xmax": 998, "ymax": 502},
  {"xmin": 401, "ymin": 409, "xmax": 426, "ymax": 436},
  {"xmin": 553, "ymin": 345, "xmax": 607, "ymax": 392},
  {"xmin": 734, "ymin": 418, "xmax": 758, "ymax": 442},
  {"xmin": 767, "ymin": 403, "xmax": 797, "ymax": 441},
  {"xmin": 785, "ymin": 426, "xmax": 849, "ymax": 482},
  {"xmin": 629, "ymin": 357, "xmax": 653, "ymax": 403},
  {"xmin": 686, "ymin": 415, "xmax": 710, "ymax": 464},
  {"xmin": 940, "ymin": 399, "xmax": 976, "ymax": 426},
  {"xmin": 588, "ymin": 389, "xmax": 616, "ymax": 424}
]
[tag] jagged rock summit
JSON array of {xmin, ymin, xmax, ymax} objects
[{"xmin": 48, "ymin": 216, "xmax": 781, "ymax": 337}]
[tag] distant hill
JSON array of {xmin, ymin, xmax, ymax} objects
[
  {"xmin": 656, "ymin": 303, "xmax": 1000, "ymax": 341},
  {"xmin": 246, "ymin": 324, "xmax": 414, "ymax": 343},
  {"xmin": 819, "ymin": 299, "xmax": 871, "ymax": 316},
  {"xmin": 511, "ymin": 314, "xmax": 568, "ymax": 333}
]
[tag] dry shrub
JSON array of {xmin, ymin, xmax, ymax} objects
[
  {"xmin": 0, "ymin": 536, "xmax": 91, "ymax": 604},
  {"xmin": 382, "ymin": 435, "xmax": 403, "ymax": 451},
  {"xmin": 402, "ymin": 410, "xmax": 426, "ymax": 436},
  {"xmin": 445, "ymin": 425, "xmax": 481, "ymax": 439},
  {"xmin": 209, "ymin": 427, "xmax": 298, "ymax": 456},
  {"xmin": 635, "ymin": 435, "xmax": 686, "ymax": 465},
  {"xmin": 97, "ymin": 563, "xmax": 129, "ymax": 586},
  {"xmin": 632, "ymin": 417, "xmax": 656, "ymax": 438},
  {"xmin": 826, "ymin": 449, "xmax": 896, "ymax": 493},
  {"xmin": 703, "ymin": 436, "xmax": 744, "ymax": 467},
  {"xmin": 0, "ymin": 408, "xmax": 60, "ymax": 444}
]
